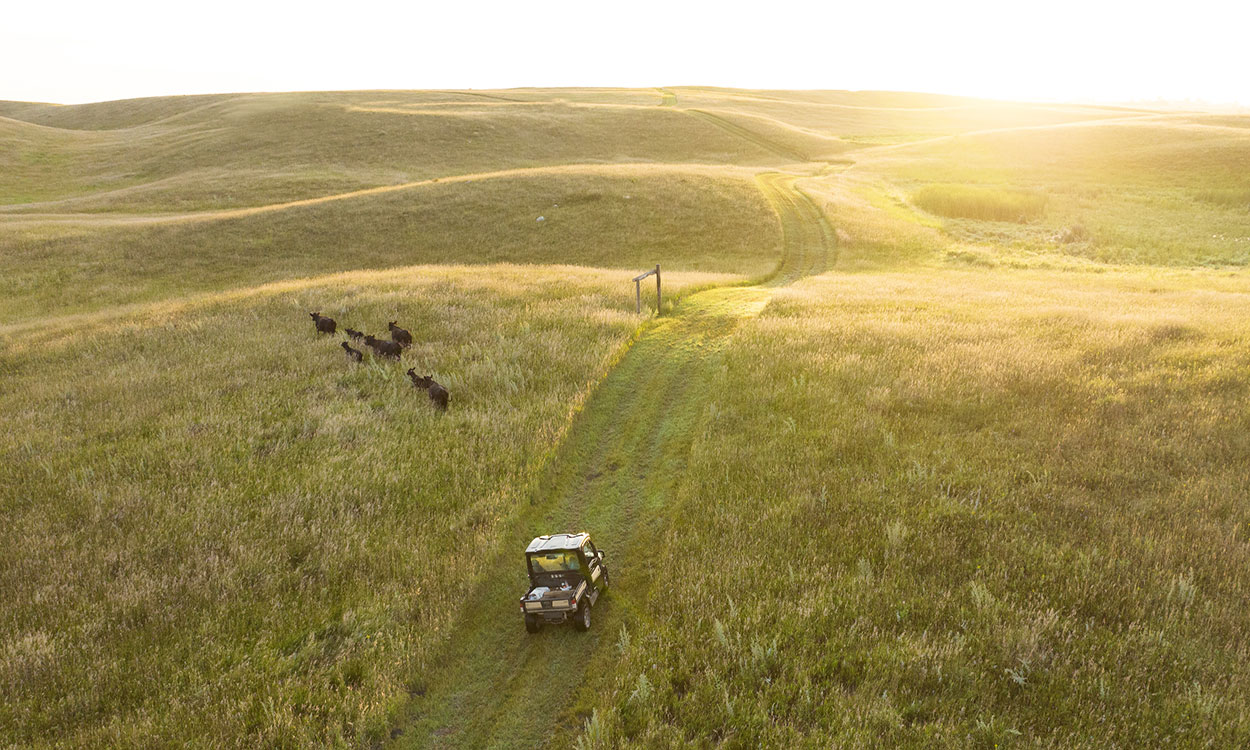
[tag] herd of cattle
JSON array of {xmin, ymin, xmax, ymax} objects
[{"xmin": 309, "ymin": 312, "xmax": 450, "ymax": 410}]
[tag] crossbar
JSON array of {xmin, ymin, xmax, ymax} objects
[{"xmin": 632, "ymin": 264, "xmax": 661, "ymax": 315}]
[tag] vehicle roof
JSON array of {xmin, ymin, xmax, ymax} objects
[{"xmin": 525, "ymin": 532, "xmax": 588, "ymax": 554}]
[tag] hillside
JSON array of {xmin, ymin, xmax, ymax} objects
[
  {"xmin": 0, "ymin": 165, "xmax": 781, "ymax": 323},
  {"xmin": 0, "ymin": 91, "xmax": 804, "ymax": 210},
  {"xmin": 2, "ymin": 88, "xmax": 1248, "ymax": 748}
]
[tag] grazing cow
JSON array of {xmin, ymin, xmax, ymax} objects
[
  {"xmin": 364, "ymin": 335, "xmax": 403, "ymax": 360},
  {"xmin": 310, "ymin": 312, "xmax": 336, "ymax": 334},
  {"xmin": 341, "ymin": 341, "xmax": 364, "ymax": 362},
  {"xmin": 344, "ymin": 327, "xmax": 364, "ymax": 341},
  {"xmin": 407, "ymin": 368, "xmax": 450, "ymax": 410},
  {"xmin": 388, "ymin": 321, "xmax": 413, "ymax": 347}
]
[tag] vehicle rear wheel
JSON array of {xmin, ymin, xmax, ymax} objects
[
  {"xmin": 573, "ymin": 601, "xmax": 592, "ymax": 632},
  {"xmin": 524, "ymin": 614, "xmax": 541, "ymax": 634}
]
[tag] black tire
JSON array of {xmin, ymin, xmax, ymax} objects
[
  {"xmin": 573, "ymin": 601, "xmax": 592, "ymax": 632},
  {"xmin": 524, "ymin": 614, "xmax": 541, "ymax": 634}
]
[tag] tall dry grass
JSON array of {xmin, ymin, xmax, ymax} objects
[
  {"xmin": 911, "ymin": 183, "xmax": 1047, "ymax": 222},
  {"xmin": 0, "ymin": 264, "xmax": 726, "ymax": 747},
  {"xmin": 577, "ymin": 269, "xmax": 1250, "ymax": 747}
]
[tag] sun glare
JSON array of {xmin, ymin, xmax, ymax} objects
[{"xmin": 3, "ymin": 0, "xmax": 1247, "ymax": 106}]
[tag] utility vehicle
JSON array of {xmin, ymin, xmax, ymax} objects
[{"xmin": 519, "ymin": 533, "xmax": 609, "ymax": 633}]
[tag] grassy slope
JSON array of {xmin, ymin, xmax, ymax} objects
[
  {"xmin": 668, "ymin": 88, "xmax": 1151, "ymax": 138},
  {"xmin": 684, "ymin": 109, "xmax": 853, "ymax": 163},
  {"xmin": 576, "ymin": 269, "xmax": 1250, "ymax": 747},
  {"xmin": 0, "ymin": 166, "xmax": 781, "ymax": 323},
  {"xmin": 846, "ymin": 119, "xmax": 1250, "ymax": 267},
  {"xmin": 5, "ymin": 86, "xmax": 1250, "ymax": 750},
  {"xmin": 0, "ymin": 264, "xmax": 731, "ymax": 748},
  {"xmin": 0, "ymin": 89, "xmax": 1161, "ymax": 214},
  {"xmin": 0, "ymin": 91, "xmax": 790, "ymax": 210},
  {"xmin": 0, "ymin": 94, "xmax": 237, "ymax": 130}
]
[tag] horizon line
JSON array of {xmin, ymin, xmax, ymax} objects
[{"xmin": 4, "ymin": 85, "xmax": 1248, "ymax": 112}]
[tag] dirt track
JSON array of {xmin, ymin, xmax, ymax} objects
[{"xmin": 389, "ymin": 169, "xmax": 835, "ymax": 748}]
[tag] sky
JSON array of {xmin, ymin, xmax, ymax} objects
[{"xmin": 3, "ymin": 0, "xmax": 1248, "ymax": 107}]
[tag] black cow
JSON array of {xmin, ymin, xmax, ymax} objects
[
  {"xmin": 341, "ymin": 341, "xmax": 364, "ymax": 362},
  {"xmin": 407, "ymin": 368, "xmax": 449, "ymax": 410},
  {"xmin": 364, "ymin": 335, "xmax": 403, "ymax": 360},
  {"xmin": 388, "ymin": 321, "xmax": 413, "ymax": 348},
  {"xmin": 310, "ymin": 312, "xmax": 336, "ymax": 334},
  {"xmin": 344, "ymin": 327, "xmax": 365, "ymax": 341}
]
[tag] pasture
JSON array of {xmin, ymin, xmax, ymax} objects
[
  {"xmin": 573, "ymin": 269, "xmax": 1250, "ymax": 747},
  {"xmin": 1, "ymin": 87, "xmax": 1247, "ymax": 748},
  {"xmin": 0, "ymin": 264, "xmax": 726, "ymax": 746}
]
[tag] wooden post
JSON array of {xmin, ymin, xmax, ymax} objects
[
  {"xmin": 654, "ymin": 264, "xmax": 661, "ymax": 315},
  {"xmin": 632, "ymin": 265, "xmax": 662, "ymax": 315}
]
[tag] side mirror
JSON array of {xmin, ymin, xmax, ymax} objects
[{"xmin": 598, "ymin": 551, "xmax": 606, "ymax": 560}]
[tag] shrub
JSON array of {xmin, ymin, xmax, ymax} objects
[{"xmin": 912, "ymin": 183, "xmax": 1047, "ymax": 222}]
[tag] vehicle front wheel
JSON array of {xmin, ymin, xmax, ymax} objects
[
  {"xmin": 524, "ymin": 615, "xmax": 541, "ymax": 634},
  {"xmin": 573, "ymin": 601, "xmax": 592, "ymax": 632}
]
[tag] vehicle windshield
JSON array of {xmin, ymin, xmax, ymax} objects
[{"xmin": 528, "ymin": 550, "xmax": 581, "ymax": 574}]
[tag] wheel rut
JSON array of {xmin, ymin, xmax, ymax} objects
[
  {"xmin": 686, "ymin": 108, "xmax": 809, "ymax": 163},
  {"xmin": 389, "ymin": 171, "xmax": 833, "ymax": 750},
  {"xmin": 755, "ymin": 172, "xmax": 837, "ymax": 283}
]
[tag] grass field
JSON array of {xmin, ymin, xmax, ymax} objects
[
  {"xmin": 571, "ymin": 269, "xmax": 1250, "ymax": 747},
  {"xmin": 0, "ymin": 91, "xmax": 805, "ymax": 210},
  {"xmin": 851, "ymin": 120, "xmax": 1250, "ymax": 267},
  {"xmin": 0, "ymin": 264, "xmax": 732, "ymax": 747},
  {"xmin": 0, "ymin": 165, "xmax": 780, "ymax": 323},
  {"xmin": 2, "ymin": 87, "xmax": 1249, "ymax": 748}
]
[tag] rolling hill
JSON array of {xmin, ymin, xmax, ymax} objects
[{"xmin": 2, "ymin": 88, "xmax": 1248, "ymax": 749}]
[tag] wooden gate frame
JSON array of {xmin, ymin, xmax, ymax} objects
[{"xmin": 632, "ymin": 264, "xmax": 661, "ymax": 314}]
